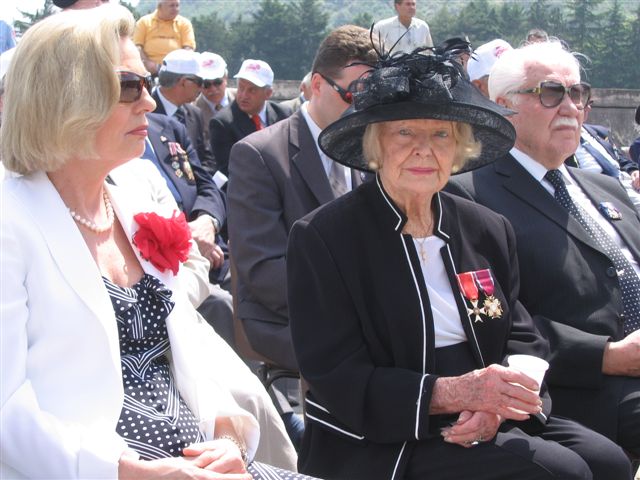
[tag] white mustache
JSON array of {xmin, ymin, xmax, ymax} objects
[{"xmin": 551, "ymin": 117, "xmax": 579, "ymax": 129}]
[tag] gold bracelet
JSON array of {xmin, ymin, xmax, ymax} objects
[{"xmin": 217, "ymin": 434, "xmax": 248, "ymax": 465}]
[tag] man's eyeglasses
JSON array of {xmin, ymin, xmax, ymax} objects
[
  {"xmin": 509, "ymin": 81, "xmax": 591, "ymax": 110},
  {"xmin": 117, "ymin": 71, "xmax": 153, "ymax": 103},
  {"xmin": 203, "ymin": 78, "xmax": 224, "ymax": 89},
  {"xmin": 184, "ymin": 75, "xmax": 204, "ymax": 87},
  {"xmin": 319, "ymin": 73, "xmax": 353, "ymax": 104}
]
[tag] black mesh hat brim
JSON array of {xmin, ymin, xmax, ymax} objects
[{"xmin": 319, "ymin": 99, "xmax": 516, "ymax": 175}]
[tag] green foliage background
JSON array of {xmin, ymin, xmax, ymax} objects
[{"xmin": 16, "ymin": 0, "xmax": 640, "ymax": 88}]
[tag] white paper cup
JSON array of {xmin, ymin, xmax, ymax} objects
[{"xmin": 507, "ymin": 354, "xmax": 549, "ymax": 389}]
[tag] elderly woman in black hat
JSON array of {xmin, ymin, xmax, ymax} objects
[{"xmin": 286, "ymin": 50, "xmax": 632, "ymax": 480}]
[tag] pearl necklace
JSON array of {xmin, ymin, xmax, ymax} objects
[{"xmin": 69, "ymin": 190, "xmax": 114, "ymax": 234}]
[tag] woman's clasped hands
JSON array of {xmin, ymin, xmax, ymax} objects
[
  {"xmin": 118, "ymin": 438, "xmax": 251, "ymax": 480},
  {"xmin": 435, "ymin": 364, "xmax": 542, "ymax": 447}
]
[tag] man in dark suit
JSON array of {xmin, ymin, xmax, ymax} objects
[
  {"xmin": 153, "ymin": 48, "xmax": 215, "ymax": 173},
  {"xmin": 139, "ymin": 112, "xmax": 235, "ymax": 346},
  {"xmin": 193, "ymin": 51, "xmax": 237, "ymax": 148},
  {"xmin": 227, "ymin": 25, "xmax": 376, "ymax": 372},
  {"xmin": 209, "ymin": 59, "xmax": 291, "ymax": 179},
  {"xmin": 446, "ymin": 40, "xmax": 640, "ymax": 457},
  {"xmin": 226, "ymin": 26, "xmax": 376, "ymax": 450}
]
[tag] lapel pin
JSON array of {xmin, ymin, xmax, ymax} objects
[{"xmin": 598, "ymin": 202, "xmax": 622, "ymax": 220}]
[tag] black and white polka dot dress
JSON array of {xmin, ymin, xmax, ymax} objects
[
  {"xmin": 105, "ymin": 273, "xmax": 204, "ymax": 460},
  {"xmin": 105, "ymin": 274, "xmax": 320, "ymax": 480}
]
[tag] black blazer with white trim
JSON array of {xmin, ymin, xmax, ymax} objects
[{"xmin": 286, "ymin": 176, "xmax": 551, "ymax": 480}]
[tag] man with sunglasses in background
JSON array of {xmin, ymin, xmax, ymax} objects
[
  {"xmin": 225, "ymin": 26, "xmax": 376, "ymax": 451},
  {"xmin": 209, "ymin": 59, "xmax": 291, "ymax": 181},
  {"xmin": 152, "ymin": 48, "xmax": 215, "ymax": 174},
  {"xmin": 447, "ymin": 41, "xmax": 640, "ymax": 459},
  {"xmin": 568, "ymin": 103, "xmax": 640, "ymax": 209},
  {"xmin": 194, "ymin": 52, "xmax": 236, "ymax": 149}
]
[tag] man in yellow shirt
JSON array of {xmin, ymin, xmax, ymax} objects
[{"xmin": 133, "ymin": 0, "xmax": 196, "ymax": 75}]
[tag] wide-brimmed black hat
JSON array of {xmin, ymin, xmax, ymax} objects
[{"xmin": 319, "ymin": 46, "xmax": 516, "ymax": 174}]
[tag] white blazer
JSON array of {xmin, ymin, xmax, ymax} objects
[{"xmin": 0, "ymin": 171, "xmax": 259, "ymax": 479}]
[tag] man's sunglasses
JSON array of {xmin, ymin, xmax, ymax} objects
[
  {"xmin": 509, "ymin": 81, "xmax": 591, "ymax": 110},
  {"xmin": 203, "ymin": 78, "xmax": 224, "ymax": 89},
  {"xmin": 117, "ymin": 71, "xmax": 153, "ymax": 103},
  {"xmin": 318, "ymin": 73, "xmax": 353, "ymax": 104}
]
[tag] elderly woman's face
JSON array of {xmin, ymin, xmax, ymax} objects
[
  {"xmin": 93, "ymin": 38, "xmax": 155, "ymax": 169},
  {"xmin": 377, "ymin": 118, "xmax": 457, "ymax": 198}
]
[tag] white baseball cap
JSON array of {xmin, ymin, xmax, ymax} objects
[
  {"xmin": 200, "ymin": 52, "xmax": 227, "ymax": 80},
  {"xmin": 467, "ymin": 39, "xmax": 512, "ymax": 81},
  {"xmin": 234, "ymin": 59, "xmax": 273, "ymax": 88},
  {"xmin": 160, "ymin": 49, "xmax": 203, "ymax": 77}
]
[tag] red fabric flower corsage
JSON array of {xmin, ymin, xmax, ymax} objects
[{"xmin": 133, "ymin": 211, "xmax": 192, "ymax": 275}]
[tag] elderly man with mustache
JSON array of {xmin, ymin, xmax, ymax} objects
[{"xmin": 447, "ymin": 40, "xmax": 640, "ymax": 461}]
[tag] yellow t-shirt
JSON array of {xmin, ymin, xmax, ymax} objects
[{"xmin": 133, "ymin": 10, "xmax": 196, "ymax": 65}]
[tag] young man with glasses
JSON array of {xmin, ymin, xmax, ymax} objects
[
  {"xmin": 447, "ymin": 41, "xmax": 640, "ymax": 460},
  {"xmin": 225, "ymin": 26, "xmax": 377, "ymax": 451},
  {"xmin": 194, "ymin": 52, "xmax": 237, "ymax": 147},
  {"xmin": 152, "ymin": 48, "xmax": 215, "ymax": 173}
]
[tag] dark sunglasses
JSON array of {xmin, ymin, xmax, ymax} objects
[
  {"xmin": 203, "ymin": 78, "xmax": 224, "ymax": 89},
  {"xmin": 319, "ymin": 73, "xmax": 353, "ymax": 104},
  {"xmin": 184, "ymin": 75, "xmax": 204, "ymax": 87},
  {"xmin": 117, "ymin": 71, "xmax": 153, "ymax": 103},
  {"xmin": 509, "ymin": 81, "xmax": 591, "ymax": 110}
]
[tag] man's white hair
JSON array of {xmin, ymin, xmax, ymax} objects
[{"xmin": 488, "ymin": 41, "xmax": 582, "ymax": 104}]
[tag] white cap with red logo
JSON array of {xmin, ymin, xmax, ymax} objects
[
  {"xmin": 467, "ymin": 39, "xmax": 512, "ymax": 81},
  {"xmin": 200, "ymin": 52, "xmax": 227, "ymax": 80},
  {"xmin": 233, "ymin": 59, "xmax": 274, "ymax": 88}
]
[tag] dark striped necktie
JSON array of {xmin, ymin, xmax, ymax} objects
[{"xmin": 545, "ymin": 169, "xmax": 639, "ymax": 335}]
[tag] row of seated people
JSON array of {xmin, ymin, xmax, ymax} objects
[
  {"xmin": 1, "ymin": 4, "xmax": 638, "ymax": 479},
  {"xmin": 112, "ymin": 25, "xmax": 640, "ymax": 480}
]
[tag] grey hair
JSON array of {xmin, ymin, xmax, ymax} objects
[
  {"xmin": 488, "ymin": 41, "xmax": 581, "ymax": 104},
  {"xmin": 158, "ymin": 70, "xmax": 183, "ymax": 87}
]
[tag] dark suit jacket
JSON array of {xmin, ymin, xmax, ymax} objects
[
  {"xmin": 227, "ymin": 110, "xmax": 366, "ymax": 369},
  {"xmin": 152, "ymin": 90, "xmax": 216, "ymax": 173},
  {"xmin": 567, "ymin": 123, "xmax": 638, "ymax": 175},
  {"xmin": 145, "ymin": 112, "xmax": 229, "ymax": 283},
  {"xmin": 209, "ymin": 100, "xmax": 292, "ymax": 177},
  {"xmin": 286, "ymin": 178, "xmax": 551, "ymax": 480},
  {"xmin": 446, "ymin": 156, "xmax": 640, "ymax": 438}
]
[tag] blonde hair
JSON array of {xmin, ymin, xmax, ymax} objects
[
  {"xmin": 1, "ymin": 5, "xmax": 135, "ymax": 174},
  {"xmin": 362, "ymin": 120, "xmax": 481, "ymax": 172}
]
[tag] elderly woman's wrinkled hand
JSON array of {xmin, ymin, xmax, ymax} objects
[
  {"xmin": 440, "ymin": 410, "xmax": 503, "ymax": 448},
  {"xmin": 432, "ymin": 364, "xmax": 542, "ymax": 421}
]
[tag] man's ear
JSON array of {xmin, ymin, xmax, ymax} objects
[
  {"xmin": 265, "ymin": 87, "xmax": 273, "ymax": 100},
  {"xmin": 495, "ymin": 96, "xmax": 509, "ymax": 107}
]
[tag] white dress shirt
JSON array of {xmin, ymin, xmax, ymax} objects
[
  {"xmin": 300, "ymin": 102, "xmax": 352, "ymax": 190},
  {"xmin": 372, "ymin": 15, "xmax": 433, "ymax": 54}
]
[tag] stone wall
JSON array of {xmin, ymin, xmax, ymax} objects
[{"xmin": 249, "ymin": 80, "xmax": 640, "ymax": 150}]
